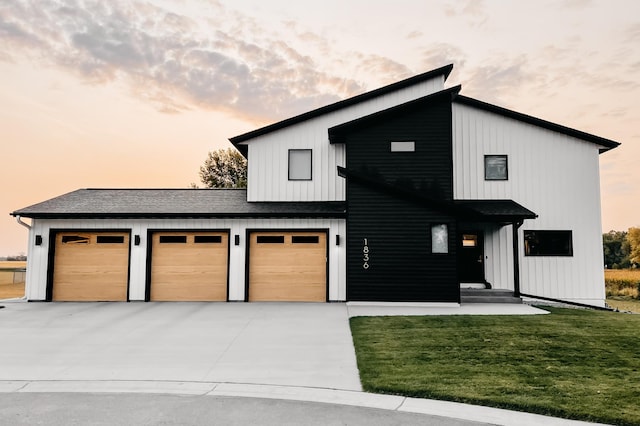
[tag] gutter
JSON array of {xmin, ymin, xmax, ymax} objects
[{"xmin": 15, "ymin": 215, "xmax": 31, "ymax": 230}]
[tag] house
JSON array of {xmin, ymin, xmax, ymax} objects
[{"xmin": 11, "ymin": 64, "xmax": 619, "ymax": 306}]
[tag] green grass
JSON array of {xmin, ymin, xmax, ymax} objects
[{"xmin": 350, "ymin": 307, "xmax": 640, "ymax": 426}]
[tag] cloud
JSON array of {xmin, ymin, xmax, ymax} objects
[
  {"xmin": 421, "ymin": 43, "xmax": 467, "ymax": 73},
  {"xmin": 348, "ymin": 53, "xmax": 414, "ymax": 85},
  {"xmin": 560, "ymin": 0, "xmax": 592, "ymax": 8},
  {"xmin": 457, "ymin": 56, "xmax": 534, "ymax": 105},
  {"xmin": 0, "ymin": 0, "xmax": 371, "ymax": 122},
  {"xmin": 443, "ymin": 0, "xmax": 487, "ymax": 27}
]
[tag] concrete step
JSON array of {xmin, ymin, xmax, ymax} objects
[{"xmin": 460, "ymin": 289, "xmax": 522, "ymax": 304}]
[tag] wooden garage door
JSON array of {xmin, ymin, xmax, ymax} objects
[
  {"xmin": 249, "ymin": 231, "xmax": 327, "ymax": 302},
  {"xmin": 52, "ymin": 232, "xmax": 130, "ymax": 301},
  {"xmin": 150, "ymin": 232, "xmax": 228, "ymax": 301}
]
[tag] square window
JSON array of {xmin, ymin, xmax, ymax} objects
[
  {"xmin": 431, "ymin": 224, "xmax": 448, "ymax": 254},
  {"xmin": 524, "ymin": 230, "xmax": 573, "ymax": 256},
  {"xmin": 390, "ymin": 141, "xmax": 415, "ymax": 152},
  {"xmin": 485, "ymin": 155, "xmax": 508, "ymax": 180},
  {"xmin": 288, "ymin": 149, "xmax": 312, "ymax": 180}
]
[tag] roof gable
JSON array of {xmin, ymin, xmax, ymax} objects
[
  {"xmin": 229, "ymin": 64, "xmax": 453, "ymax": 147},
  {"xmin": 328, "ymin": 85, "xmax": 461, "ymax": 144}
]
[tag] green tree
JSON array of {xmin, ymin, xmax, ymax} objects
[
  {"xmin": 602, "ymin": 230, "xmax": 630, "ymax": 269},
  {"xmin": 198, "ymin": 147, "xmax": 247, "ymax": 189},
  {"xmin": 628, "ymin": 227, "xmax": 640, "ymax": 267}
]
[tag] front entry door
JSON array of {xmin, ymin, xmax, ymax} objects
[{"xmin": 458, "ymin": 231, "xmax": 484, "ymax": 282}]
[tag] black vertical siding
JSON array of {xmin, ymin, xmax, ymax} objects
[{"xmin": 344, "ymin": 96, "xmax": 458, "ymax": 302}]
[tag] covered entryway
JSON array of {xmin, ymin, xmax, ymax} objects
[
  {"xmin": 248, "ymin": 231, "xmax": 327, "ymax": 302},
  {"xmin": 51, "ymin": 231, "xmax": 130, "ymax": 301},
  {"xmin": 149, "ymin": 231, "xmax": 229, "ymax": 301}
]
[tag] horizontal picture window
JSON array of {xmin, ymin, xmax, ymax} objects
[
  {"xmin": 159, "ymin": 235, "xmax": 187, "ymax": 244},
  {"xmin": 61, "ymin": 235, "xmax": 90, "ymax": 244},
  {"xmin": 194, "ymin": 235, "xmax": 222, "ymax": 243},
  {"xmin": 524, "ymin": 230, "xmax": 573, "ymax": 256},
  {"xmin": 292, "ymin": 236, "xmax": 319, "ymax": 244},
  {"xmin": 256, "ymin": 235, "xmax": 285, "ymax": 244},
  {"xmin": 96, "ymin": 236, "xmax": 125, "ymax": 244}
]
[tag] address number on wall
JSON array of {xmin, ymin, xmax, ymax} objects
[{"xmin": 363, "ymin": 238, "xmax": 370, "ymax": 269}]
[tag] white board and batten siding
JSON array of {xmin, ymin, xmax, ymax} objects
[
  {"xmin": 24, "ymin": 218, "xmax": 346, "ymax": 302},
  {"xmin": 453, "ymin": 103, "xmax": 606, "ymax": 306},
  {"xmin": 241, "ymin": 75, "xmax": 446, "ymax": 202}
]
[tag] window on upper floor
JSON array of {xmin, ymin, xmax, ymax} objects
[
  {"xmin": 524, "ymin": 230, "xmax": 573, "ymax": 256},
  {"xmin": 484, "ymin": 155, "xmax": 508, "ymax": 180},
  {"xmin": 390, "ymin": 141, "xmax": 415, "ymax": 152},
  {"xmin": 288, "ymin": 149, "xmax": 312, "ymax": 180}
]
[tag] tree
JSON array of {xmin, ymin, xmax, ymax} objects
[
  {"xmin": 602, "ymin": 230, "xmax": 630, "ymax": 269},
  {"xmin": 627, "ymin": 227, "xmax": 640, "ymax": 267},
  {"xmin": 198, "ymin": 147, "xmax": 247, "ymax": 188}
]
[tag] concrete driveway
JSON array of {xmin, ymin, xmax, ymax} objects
[
  {"xmin": 0, "ymin": 302, "xmax": 362, "ymax": 391},
  {"xmin": 0, "ymin": 301, "xmax": 605, "ymax": 426}
]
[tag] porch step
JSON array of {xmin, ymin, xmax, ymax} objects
[{"xmin": 460, "ymin": 289, "xmax": 522, "ymax": 304}]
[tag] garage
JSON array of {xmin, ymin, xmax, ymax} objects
[
  {"xmin": 248, "ymin": 231, "xmax": 327, "ymax": 302},
  {"xmin": 149, "ymin": 231, "xmax": 229, "ymax": 301},
  {"xmin": 51, "ymin": 231, "xmax": 130, "ymax": 301}
]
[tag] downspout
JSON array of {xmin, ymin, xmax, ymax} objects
[
  {"xmin": 15, "ymin": 215, "xmax": 31, "ymax": 230},
  {"xmin": 512, "ymin": 220, "xmax": 523, "ymax": 297},
  {"xmin": 12, "ymin": 215, "xmax": 30, "ymax": 302}
]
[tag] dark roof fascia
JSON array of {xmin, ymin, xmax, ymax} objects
[
  {"xmin": 229, "ymin": 64, "xmax": 454, "ymax": 145},
  {"xmin": 453, "ymin": 200, "xmax": 538, "ymax": 223},
  {"xmin": 455, "ymin": 95, "xmax": 621, "ymax": 153},
  {"xmin": 328, "ymin": 85, "xmax": 461, "ymax": 144},
  {"xmin": 11, "ymin": 212, "xmax": 347, "ymax": 219}
]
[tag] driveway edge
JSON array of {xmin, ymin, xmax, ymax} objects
[{"xmin": 0, "ymin": 380, "xmax": 608, "ymax": 426}]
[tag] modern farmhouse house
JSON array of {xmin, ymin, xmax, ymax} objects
[{"xmin": 11, "ymin": 64, "xmax": 619, "ymax": 307}]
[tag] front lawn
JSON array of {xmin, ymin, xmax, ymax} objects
[{"xmin": 350, "ymin": 307, "xmax": 640, "ymax": 426}]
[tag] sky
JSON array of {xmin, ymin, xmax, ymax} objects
[{"xmin": 0, "ymin": 0, "xmax": 638, "ymax": 256}]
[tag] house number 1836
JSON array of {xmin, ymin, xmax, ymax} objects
[{"xmin": 363, "ymin": 238, "xmax": 370, "ymax": 269}]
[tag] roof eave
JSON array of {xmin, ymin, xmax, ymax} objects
[
  {"xmin": 455, "ymin": 95, "xmax": 621, "ymax": 152},
  {"xmin": 11, "ymin": 212, "xmax": 347, "ymax": 220}
]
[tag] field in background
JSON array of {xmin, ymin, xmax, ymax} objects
[
  {"xmin": 605, "ymin": 268, "xmax": 640, "ymax": 313},
  {"xmin": 0, "ymin": 261, "xmax": 26, "ymax": 299}
]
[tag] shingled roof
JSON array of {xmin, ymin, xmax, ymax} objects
[{"xmin": 10, "ymin": 189, "xmax": 346, "ymax": 219}]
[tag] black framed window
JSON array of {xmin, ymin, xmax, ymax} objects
[
  {"xmin": 485, "ymin": 155, "xmax": 508, "ymax": 180},
  {"xmin": 61, "ymin": 235, "xmax": 90, "ymax": 244},
  {"xmin": 292, "ymin": 236, "xmax": 319, "ymax": 244},
  {"xmin": 96, "ymin": 236, "xmax": 125, "ymax": 244},
  {"xmin": 524, "ymin": 230, "xmax": 573, "ymax": 256},
  {"xmin": 194, "ymin": 235, "xmax": 222, "ymax": 243},
  {"xmin": 288, "ymin": 149, "xmax": 312, "ymax": 180},
  {"xmin": 159, "ymin": 235, "xmax": 187, "ymax": 243},
  {"xmin": 257, "ymin": 235, "xmax": 285, "ymax": 244}
]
